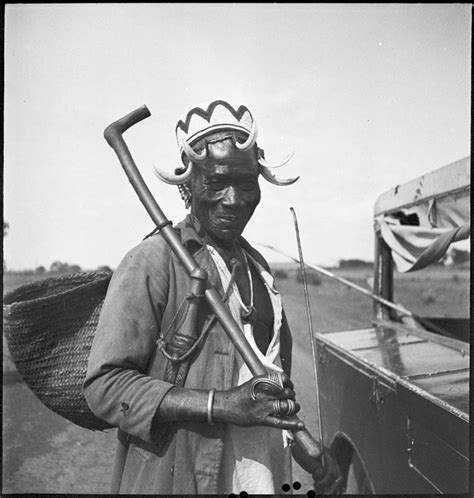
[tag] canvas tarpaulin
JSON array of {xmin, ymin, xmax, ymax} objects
[{"xmin": 376, "ymin": 187, "xmax": 470, "ymax": 273}]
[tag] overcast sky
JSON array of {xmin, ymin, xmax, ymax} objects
[{"xmin": 4, "ymin": 4, "xmax": 471, "ymax": 270}]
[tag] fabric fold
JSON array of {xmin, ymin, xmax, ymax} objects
[{"xmin": 378, "ymin": 216, "xmax": 470, "ymax": 272}]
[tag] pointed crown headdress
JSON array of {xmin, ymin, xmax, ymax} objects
[{"xmin": 154, "ymin": 99, "xmax": 298, "ymax": 193}]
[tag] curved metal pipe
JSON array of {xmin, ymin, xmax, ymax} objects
[{"xmin": 104, "ymin": 104, "xmax": 325, "ymax": 479}]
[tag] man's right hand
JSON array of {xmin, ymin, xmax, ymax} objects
[{"xmin": 213, "ymin": 373, "xmax": 304, "ymax": 431}]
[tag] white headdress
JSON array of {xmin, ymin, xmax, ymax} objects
[{"xmin": 154, "ymin": 99, "xmax": 298, "ymax": 190}]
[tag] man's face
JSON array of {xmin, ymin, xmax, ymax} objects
[{"xmin": 190, "ymin": 136, "xmax": 261, "ymax": 245}]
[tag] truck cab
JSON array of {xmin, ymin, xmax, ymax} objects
[{"xmin": 316, "ymin": 157, "xmax": 470, "ymax": 494}]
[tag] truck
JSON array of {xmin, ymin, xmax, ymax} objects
[{"xmin": 316, "ymin": 157, "xmax": 470, "ymax": 494}]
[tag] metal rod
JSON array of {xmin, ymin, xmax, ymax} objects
[
  {"xmin": 258, "ymin": 242, "xmax": 415, "ymax": 318},
  {"xmin": 290, "ymin": 207, "xmax": 325, "ymax": 466},
  {"xmin": 259, "ymin": 242, "xmax": 456, "ymax": 342}
]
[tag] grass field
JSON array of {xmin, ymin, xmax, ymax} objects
[
  {"xmin": 271, "ymin": 263, "xmax": 470, "ymax": 328},
  {"xmin": 2, "ymin": 264, "xmax": 470, "ymax": 493},
  {"xmin": 4, "ymin": 263, "xmax": 469, "ymax": 320}
]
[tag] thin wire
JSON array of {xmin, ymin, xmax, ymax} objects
[
  {"xmin": 257, "ymin": 242, "xmax": 415, "ymax": 318},
  {"xmin": 290, "ymin": 207, "xmax": 325, "ymax": 467},
  {"xmin": 257, "ymin": 242, "xmax": 454, "ymax": 338}
]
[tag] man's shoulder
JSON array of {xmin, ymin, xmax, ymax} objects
[
  {"xmin": 119, "ymin": 216, "xmax": 197, "ymax": 269},
  {"xmin": 128, "ymin": 231, "xmax": 170, "ymax": 258},
  {"xmin": 127, "ymin": 217, "xmax": 190, "ymax": 255}
]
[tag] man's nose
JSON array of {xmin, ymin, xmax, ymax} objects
[{"xmin": 222, "ymin": 186, "xmax": 243, "ymax": 208}]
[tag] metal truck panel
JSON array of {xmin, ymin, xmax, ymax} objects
[
  {"xmin": 317, "ymin": 323, "xmax": 469, "ymax": 493},
  {"xmin": 317, "ymin": 337, "xmax": 432, "ymax": 493},
  {"xmin": 321, "ymin": 325, "xmax": 469, "ymax": 417}
]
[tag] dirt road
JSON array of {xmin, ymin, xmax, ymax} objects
[
  {"xmin": 2, "ymin": 335, "xmax": 327, "ymax": 494},
  {"xmin": 3, "ymin": 274, "xmax": 375, "ymax": 494},
  {"xmin": 7, "ymin": 266, "xmax": 467, "ymax": 494}
]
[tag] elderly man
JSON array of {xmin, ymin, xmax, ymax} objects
[{"xmin": 84, "ymin": 100, "xmax": 341, "ymax": 494}]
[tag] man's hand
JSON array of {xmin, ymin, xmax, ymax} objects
[
  {"xmin": 292, "ymin": 441, "xmax": 344, "ymax": 494},
  {"xmin": 213, "ymin": 373, "xmax": 304, "ymax": 431}
]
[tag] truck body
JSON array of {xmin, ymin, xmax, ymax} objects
[{"xmin": 316, "ymin": 157, "xmax": 470, "ymax": 493}]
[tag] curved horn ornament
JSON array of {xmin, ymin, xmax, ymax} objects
[
  {"xmin": 153, "ymin": 162, "xmax": 194, "ymax": 185},
  {"xmin": 257, "ymin": 150, "xmax": 295, "ymax": 169},
  {"xmin": 183, "ymin": 140, "xmax": 207, "ymax": 163},
  {"xmin": 259, "ymin": 164, "xmax": 299, "ymax": 186},
  {"xmin": 234, "ymin": 122, "xmax": 258, "ymax": 151}
]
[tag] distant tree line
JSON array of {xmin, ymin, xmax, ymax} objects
[
  {"xmin": 338, "ymin": 259, "xmax": 373, "ymax": 269},
  {"xmin": 5, "ymin": 263, "xmax": 113, "ymax": 275},
  {"xmin": 48, "ymin": 261, "xmax": 83, "ymax": 273},
  {"xmin": 273, "ymin": 267, "xmax": 322, "ymax": 286},
  {"xmin": 36, "ymin": 262, "xmax": 113, "ymax": 274}
]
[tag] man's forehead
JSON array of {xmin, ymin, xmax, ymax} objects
[
  {"xmin": 206, "ymin": 137, "xmax": 240, "ymax": 158},
  {"xmin": 195, "ymin": 146, "xmax": 259, "ymax": 177},
  {"xmin": 197, "ymin": 157, "xmax": 259, "ymax": 176},
  {"xmin": 199, "ymin": 161, "xmax": 258, "ymax": 175}
]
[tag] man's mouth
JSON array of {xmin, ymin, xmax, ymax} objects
[
  {"xmin": 213, "ymin": 213, "xmax": 243, "ymax": 229},
  {"xmin": 217, "ymin": 214, "xmax": 237, "ymax": 222},
  {"xmin": 215, "ymin": 218, "xmax": 237, "ymax": 228}
]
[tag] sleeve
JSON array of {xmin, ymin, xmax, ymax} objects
[{"xmin": 83, "ymin": 237, "xmax": 175, "ymax": 444}]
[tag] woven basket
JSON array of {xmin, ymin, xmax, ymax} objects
[{"xmin": 3, "ymin": 271, "xmax": 113, "ymax": 431}]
